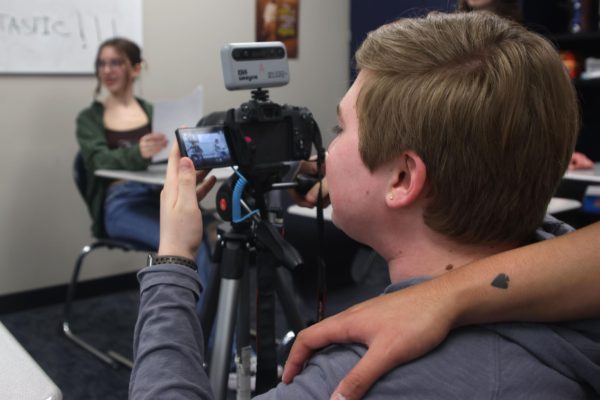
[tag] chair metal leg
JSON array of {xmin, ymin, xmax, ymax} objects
[{"xmin": 62, "ymin": 241, "xmax": 133, "ymax": 369}]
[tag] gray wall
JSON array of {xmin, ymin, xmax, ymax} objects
[{"xmin": 0, "ymin": 0, "xmax": 350, "ymax": 295}]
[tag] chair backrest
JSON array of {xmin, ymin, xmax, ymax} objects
[{"xmin": 73, "ymin": 152, "xmax": 87, "ymax": 200}]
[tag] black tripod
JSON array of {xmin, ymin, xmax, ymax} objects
[{"xmin": 200, "ymin": 201, "xmax": 307, "ymax": 400}]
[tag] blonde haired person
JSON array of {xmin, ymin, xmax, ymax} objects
[{"xmin": 130, "ymin": 12, "xmax": 600, "ymax": 399}]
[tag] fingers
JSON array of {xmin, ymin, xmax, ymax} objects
[
  {"xmin": 283, "ymin": 315, "xmax": 351, "ymax": 383},
  {"xmin": 163, "ymin": 143, "xmax": 181, "ymax": 204},
  {"xmin": 140, "ymin": 133, "xmax": 169, "ymax": 158},
  {"xmin": 289, "ymin": 190, "xmax": 314, "ymax": 208},
  {"xmin": 305, "ymin": 178, "xmax": 330, "ymax": 206},
  {"xmin": 141, "ymin": 133, "xmax": 167, "ymax": 146},
  {"xmin": 196, "ymin": 169, "xmax": 210, "ymax": 182},
  {"xmin": 298, "ymin": 159, "xmax": 320, "ymax": 176},
  {"xmin": 582, "ymin": 156, "xmax": 594, "ymax": 169},
  {"xmin": 150, "ymin": 132, "xmax": 167, "ymax": 139},
  {"xmin": 196, "ymin": 175, "xmax": 217, "ymax": 203},
  {"xmin": 330, "ymin": 345, "xmax": 399, "ymax": 400},
  {"xmin": 282, "ymin": 337, "xmax": 317, "ymax": 384},
  {"xmin": 177, "ymin": 158, "xmax": 217, "ymax": 208},
  {"xmin": 298, "ymin": 157, "xmax": 326, "ymax": 176},
  {"xmin": 178, "ymin": 157, "xmax": 200, "ymax": 207},
  {"xmin": 289, "ymin": 178, "xmax": 330, "ymax": 208},
  {"xmin": 569, "ymin": 152, "xmax": 594, "ymax": 170}
]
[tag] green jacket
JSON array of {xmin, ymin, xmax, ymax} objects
[{"xmin": 75, "ymin": 98, "xmax": 153, "ymax": 237}]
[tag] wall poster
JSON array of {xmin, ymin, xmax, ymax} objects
[{"xmin": 256, "ymin": 0, "xmax": 299, "ymax": 58}]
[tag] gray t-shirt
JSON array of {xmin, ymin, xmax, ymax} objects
[{"xmin": 129, "ymin": 216, "xmax": 600, "ymax": 399}]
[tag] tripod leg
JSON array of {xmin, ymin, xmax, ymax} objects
[
  {"xmin": 210, "ymin": 279, "xmax": 240, "ymax": 400},
  {"xmin": 236, "ymin": 271, "xmax": 252, "ymax": 399},
  {"xmin": 208, "ymin": 232, "xmax": 249, "ymax": 400}
]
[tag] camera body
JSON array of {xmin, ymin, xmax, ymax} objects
[
  {"xmin": 179, "ymin": 100, "xmax": 318, "ymax": 173},
  {"xmin": 226, "ymin": 99, "xmax": 316, "ymax": 170},
  {"xmin": 177, "ymin": 42, "xmax": 321, "ymax": 175}
]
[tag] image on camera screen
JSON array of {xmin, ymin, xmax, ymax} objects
[{"xmin": 180, "ymin": 127, "xmax": 232, "ymax": 169}]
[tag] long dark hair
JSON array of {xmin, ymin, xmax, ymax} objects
[
  {"xmin": 94, "ymin": 37, "xmax": 143, "ymax": 96},
  {"xmin": 456, "ymin": 0, "xmax": 522, "ymax": 22}
]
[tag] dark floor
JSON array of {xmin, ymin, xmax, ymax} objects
[
  {"xmin": 1, "ymin": 290, "xmax": 137, "ymax": 400},
  {"xmin": 0, "ymin": 257, "xmax": 389, "ymax": 400}
]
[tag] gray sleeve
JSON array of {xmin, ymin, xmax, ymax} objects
[
  {"xmin": 254, "ymin": 345, "xmax": 362, "ymax": 400},
  {"xmin": 255, "ymin": 330, "xmax": 508, "ymax": 400},
  {"xmin": 129, "ymin": 265, "xmax": 214, "ymax": 400},
  {"xmin": 252, "ymin": 341, "xmax": 481, "ymax": 400}
]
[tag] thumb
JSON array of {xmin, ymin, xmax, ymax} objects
[
  {"xmin": 305, "ymin": 183, "xmax": 321, "ymax": 205},
  {"xmin": 330, "ymin": 346, "xmax": 396, "ymax": 400},
  {"xmin": 178, "ymin": 158, "xmax": 198, "ymax": 205}
]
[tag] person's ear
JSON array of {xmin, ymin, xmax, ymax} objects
[
  {"xmin": 131, "ymin": 63, "xmax": 142, "ymax": 79},
  {"xmin": 385, "ymin": 150, "xmax": 426, "ymax": 208}
]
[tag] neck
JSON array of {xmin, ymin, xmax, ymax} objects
[
  {"xmin": 106, "ymin": 87, "xmax": 136, "ymax": 107},
  {"xmin": 375, "ymin": 216, "xmax": 516, "ymax": 283}
]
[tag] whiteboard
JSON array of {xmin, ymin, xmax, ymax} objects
[{"xmin": 0, "ymin": 0, "xmax": 142, "ymax": 74}]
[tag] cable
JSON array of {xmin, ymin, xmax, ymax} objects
[{"xmin": 231, "ymin": 168, "xmax": 260, "ymax": 223}]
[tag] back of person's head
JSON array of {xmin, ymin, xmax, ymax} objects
[
  {"xmin": 355, "ymin": 11, "xmax": 578, "ymax": 245},
  {"xmin": 94, "ymin": 37, "xmax": 143, "ymax": 95},
  {"xmin": 457, "ymin": 0, "xmax": 521, "ymax": 21}
]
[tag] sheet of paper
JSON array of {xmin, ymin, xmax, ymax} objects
[{"xmin": 152, "ymin": 86, "xmax": 204, "ymax": 162}]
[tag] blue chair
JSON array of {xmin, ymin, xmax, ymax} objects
[{"xmin": 62, "ymin": 153, "xmax": 156, "ymax": 369}]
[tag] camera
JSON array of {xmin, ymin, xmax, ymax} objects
[{"xmin": 178, "ymin": 42, "xmax": 323, "ymax": 178}]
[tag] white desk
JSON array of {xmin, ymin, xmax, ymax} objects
[
  {"xmin": 547, "ymin": 197, "xmax": 582, "ymax": 214},
  {"xmin": 0, "ymin": 323, "xmax": 62, "ymax": 399},
  {"xmin": 95, "ymin": 164, "xmax": 232, "ymax": 185},
  {"xmin": 564, "ymin": 162, "xmax": 600, "ymax": 184},
  {"xmin": 287, "ymin": 204, "xmax": 333, "ymax": 220},
  {"xmin": 287, "ymin": 197, "xmax": 581, "ymax": 221},
  {"xmin": 95, "ymin": 165, "xmax": 233, "ymax": 209}
]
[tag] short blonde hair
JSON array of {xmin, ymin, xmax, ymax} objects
[{"xmin": 355, "ymin": 11, "xmax": 579, "ymax": 244}]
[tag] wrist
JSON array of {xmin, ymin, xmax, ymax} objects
[
  {"xmin": 440, "ymin": 267, "xmax": 490, "ymax": 329},
  {"xmin": 158, "ymin": 245, "xmax": 196, "ymax": 262},
  {"xmin": 428, "ymin": 271, "xmax": 472, "ymax": 330}
]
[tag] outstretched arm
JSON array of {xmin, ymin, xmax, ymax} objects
[{"xmin": 283, "ymin": 221, "xmax": 600, "ymax": 400}]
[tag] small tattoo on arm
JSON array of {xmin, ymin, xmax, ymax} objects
[{"xmin": 491, "ymin": 273, "xmax": 510, "ymax": 289}]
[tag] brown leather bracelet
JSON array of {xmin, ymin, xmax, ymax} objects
[{"xmin": 148, "ymin": 254, "xmax": 197, "ymax": 271}]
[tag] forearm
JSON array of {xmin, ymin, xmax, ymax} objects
[
  {"xmin": 130, "ymin": 265, "xmax": 213, "ymax": 400},
  {"xmin": 446, "ymin": 221, "xmax": 600, "ymax": 327}
]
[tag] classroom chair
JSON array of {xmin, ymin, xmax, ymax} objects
[{"xmin": 62, "ymin": 153, "xmax": 155, "ymax": 369}]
